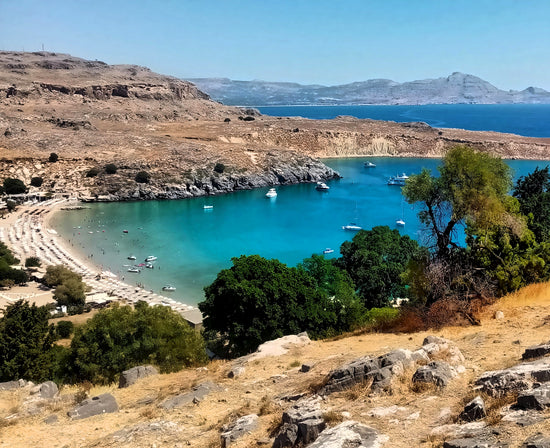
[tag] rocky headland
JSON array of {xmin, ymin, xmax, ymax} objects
[{"xmin": 1, "ymin": 51, "xmax": 550, "ymax": 202}]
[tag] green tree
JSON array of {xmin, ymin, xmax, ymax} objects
[
  {"xmin": 86, "ymin": 167, "xmax": 100, "ymax": 178},
  {"xmin": 66, "ymin": 302, "xmax": 206, "ymax": 384},
  {"xmin": 337, "ymin": 226, "xmax": 423, "ymax": 308},
  {"xmin": 48, "ymin": 152, "xmax": 59, "ymax": 162},
  {"xmin": 513, "ymin": 166, "xmax": 550, "ymax": 242},
  {"xmin": 30, "ymin": 177, "xmax": 43, "ymax": 188},
  {"xmin": 25, "ymin": 256, "xmax": 41, "ymax": 268},
  {"xmin": 56, "ymin": 320, "xmax": 74, "ymax": 339},
  {"xmin": 44, "ymin": 265, "xmax": 81, "ymax": 287},
  {"xmin": 54, "ymin": 277, "xmax": 86, "ymax": 312},
  {"xmin": 135, "ymin": 171, "xmax": 150, "ymax": 183},
  {"xmin": 0, "ymin": 300, "xmax": 57, "ymax": 382},
  {"xmin": 3, "ymin": 178, "xmax": 27, "ymax": 195},
  {"xmin": 402, "ymin": 146, "xmax": 513, "ymax": 257},
  {"xmin": 200, "ymin": 255, "xmax": 349, "ymax": 357}
]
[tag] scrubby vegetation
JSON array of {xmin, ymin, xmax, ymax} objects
[
  {"xmin": 43, "ymin": 265, "xmax": 86, "ymax": 314},
  {"xmin": 2, "ymin": 178, "xmax": 26, "ymax": 195},
  {"xmin": 135, "ymin": 170, "xmax": 151, "ymax": 183},
  {"xmin": 104, "ymin": 163, "xmax": 117, "ymax": 174},
  {"xmin": 0, "ymin": 242, "xmax": 28, "ymax": 287}
]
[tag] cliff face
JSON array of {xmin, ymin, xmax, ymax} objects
[
  {"xmin": 190, "ymin": 72, "xmax": 550, "ymax": 106},
  {"xmin": 1, "ymin": 52, "xmax": 550, "ymax": 202}
]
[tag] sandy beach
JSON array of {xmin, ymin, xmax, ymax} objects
[{"xmin": 0, "ymin": 199, "xmax": 201, "ymax": 324}]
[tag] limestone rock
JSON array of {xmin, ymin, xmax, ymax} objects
[
  {"xmin": 443, "ymin": 438, "xmax": 507, "ymax": 448},
  {"xmin": 307, "ymin": 420, "xmax": 388, "ymax": 448},
  {"xmin": 30, "ymin": 381, "xmax": 58, "ymax": 399},
  {"xmin": 67, "ymin": 393, "xmax": 118, "ymax": 420},
  {"xmin": 412, "ymin": 361, "xmax": 457, "ymax": 388},
  {"xmin": 160, "ymin": 381, "xmax": 222, "ymax": 410},
  {"xmin": 523, "ymin": 433, "xmax": 550, "ymax": 447},
  {"xmin": 516, "ymin": 384, "xmax": 550, "ymax": 410},
  {"xmin": 494, "ymin": 311, "xmax": 504, "ymax": 320},
  {"xmin": 523, "ymin": 343, "xmax": 550, "ymax": 360},
  {"xmin": 273, "ymin": 397, "xmax": 325, "ymax": 448},
  {"xmin": 118, "ymin": 365, "xmax": 158, "ymax": 388},
  {"xmin": 220, "ymin": 414, "xmax": 258, "ymax": 447},
  {"xmin": 0, "ymin": 379, "xmax": 30, "ymax": 390},
  {"xmin": 227, "ymin": 366, "xmax": 245, "ymax": 378},
  {"xmin": 475, "ymin": 358, "xmax": 550, "ymax": 397},
  {"xmin": 460, "ymin": 396, "xmax": 487, "ymax": 422}
]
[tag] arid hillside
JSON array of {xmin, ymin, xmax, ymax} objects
[
  {"xmin": 2, "ymin": 283, "xmax": 550, "ymax": 447},
  {"xmin": 1, "ymin": 51, "xmax": 550, "ymax": 201}
]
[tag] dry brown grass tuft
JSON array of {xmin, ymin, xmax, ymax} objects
[
  {"xmin": 484, "ymin": 391, "xmax": 518, "ymax": 425},
  {"xmin": 322, "ymin": 410, "xmax": 344, "ymax": 426},
  {"xmin": 410, "ymin": 380, "xmax": 440, "ymax": 395},
  {"xmin": 343, "ymin": 378, "xmax": 373, "ymax": 401},
  {"xmin": 258, "ymin": 395, "xmax": 280, "ymax": 416}
]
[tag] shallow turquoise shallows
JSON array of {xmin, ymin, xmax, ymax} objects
[{"xmin": 50, "ymin": 157, "xmax": 548, "ymax": 306}]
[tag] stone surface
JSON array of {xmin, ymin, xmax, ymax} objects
[
  {"xmin": 475, "ymin": 358, "xmax": 550, "ymax": 397},
  {"xmin": 43, "ymin": 415, "xmax": 58, "ymax": 424},
  {"xmin": 517, "ymin": 384, "xmax": 550, "ymax": 410},
  {"xmin": 523, "ymin": 343, "xmax": 550, "ymax": 360},
  {"xmin": 273, "ymin": 397, "xmax": 325, "ymax": 448},
  {"xmin": 523, "ymin": 433, "xmax": 550, "ymax": 447},
  {"xmin": 118, "ymin": 365, "xmax": 158, "ymax": 388},
  {"xmin": 412, "ymin": 361, "xmax": 457, "ymax": 388},
  {"xmin": 220, "ymin": 414, "xmax": 258, "ymax": 447},
  {"xmin": 460, "ymin": 396, "xmax": 487, "ymax": 422},
  {"xmin": 0, "ymin": 379, "xmax": 29, "ymax": 390},
  {"xmin": 160, "ymin": 381, "xmax": 222, "ymax": 410},
  {"xmin": 67, "ymin": 393, "xmax": 118, "ymax": 420},
  {"xmin": 248, "ymin": 332, "xmax": 311, "ymax": 361},
  {"xmin": 307, "ymin": 420, "xmax": 388, "ymax": 448},
  {"xmin": 494, "ymin": 311, "xmax": 504, "ymax": 320},
  {"xmin": 30, "ymin": 381, "xmax": 58, "ymax": 399},
  {"xmin": 443, "ymin": 439, "xmax": 508, "ymax": 448},
  {"xmin": 227, "ymin": 366, "xmax": 245, "ymax": 378}
]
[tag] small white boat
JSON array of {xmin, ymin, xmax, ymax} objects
[
  {"xmin": 162, "ymin": 285, "xmax": 176, "ymax": 291},
  {"xmin": 396, "ymin": 219, "xmax": 406, "ymax": 227},
  {"xmin": 145, "ymin": 256, "xmax": 157, "ymax": 262},
  {"xmin": 127, "ymin": 255, "xmax": 136, "ymax": 260},
  {"xmin": 364, "ymin": 161, "xmax": 376, "ymax": 168},
  {"xmin": 265, "ymin": 188, "xmax": 277, "ymax": 198},
  {"xmin": 203, "ymin": 205, "xmax": 214, "ymax": 210},
  {"xmin": 342, "ymin": 223, "xmax": 362, "ymax": 231},
  {"xmin": 322, "ymin": 248, "xmax": 334, "ymax": 254},
  {"xmin": 387, "ymin": 173, "xmax": 409, "ymax": 186},
  {"xmin": 315, "ymin": 182, "xmax": 330, "ymax": 191},
  {"xmin": 127, "ymin": 267, "xmax": 140, "ymax": 273},
  {"xmin": 145, "ymin": 263, "xmax": 154, "ymax": 269}
]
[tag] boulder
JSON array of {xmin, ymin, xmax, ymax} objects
[
  {"xmin": 460, "ymin": 396, "xmax": 487, "ymax": 422},
  {"xmin": 67, "ymin": 393, "xmax": 118, "ymax": 420},
  {"xmin": 220, "ymin": 414, "xmax": 258, "ymax": 447},
  {"xmin": 30, "ymin": 381, "xmax": 58, "ymax": 399},
  {"xmin": 0, "ymin": 379, "xmax": 30, "ymax": 390},
  {"xmin": 475, "ymin": 358, "xmax": 550, "ymax": 397},
  {"xmin": 516, "ymin": 384, "xmax": 550, "ymax": 410},
  {"xmin": 523, "ymin": 433, "xmax": 550, "ymax": 447},
  {"xmin": 160, "ymin": 381, "xmax": 222, "ymax": 410},
  {"xmin": 118, "ymin": 365, "xmax": 158, "ymax": 388},
  {"xmin": 494, "ymin": 311, "xmax": 504, "ymax": 320},
  {"xmin": 44, "ymin": 415, "xmax": 58, "ymax": 424},
  {"xmin": 300, "ymin": 363, "xmax": 314, "ymax": 373},
  {"xmin": 443, "ymin": 438, "xmax": 507, "ymax": 448},
  {"xmin": 227, "ymin": 366, "xmax": 245, "ymax": 378},
  {"xmin": 412, "ymin": 361, "xmax": 457, "ymax": 388},
  {"xmin": 273, "ymin": 397, "xmax": 325, "ymax": 448},
  {"xmin": 523, "ymin": 343, "xmax": 550, "ymax": 360},
  {"xmin": 307, "ymin": 420, "xmax": 388, "ymax": 448}
]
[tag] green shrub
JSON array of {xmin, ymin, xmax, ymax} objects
[
  {"xmin": 66, "ymin": 302, "xmax": 207, "ymax": 384},
  {"xmin": 3, "ymin": 178, "xmax": 26, "ymax": 195},
  {"xmin": 56, "ymin": 320, "xmax": 74, "ymax": 339},
  {"xmin": 213, "ymin": 162, "xmax": 225, "ymax": 174},
  {"xmin": 104, "ymin": 163, "xmax": 117, "ymax": 174},
  {"xmin": 48, "ymin": 153, "xmax": 59, "ymax": 162},
  {"xmin": 30, "ymin": 177, "xmax": 43, "ymax": 187},
  {"xmin": 364, "ymin": 307, "xmax": 400, "ymax": 326},
  {"xmin": 86, "ymin": 167, "xmax": 100, "ymax": 178},
  {"xmin": 25, "ymin": 256, "xmax": 41, "ymax": 268},
  {"xmin": 135, "ymin": 171, "xmax": 151, "ymax": 183}
]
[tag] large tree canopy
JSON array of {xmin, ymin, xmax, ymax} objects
[
  {"xmin": 402, "ymin": 146, "xmax": 513, "ymax": 257},
  {"xmin": 337, "ymin": 226, "xmax": 423, "ymax": 308},
  {"xmin": 0, "ymin": 301, "xmax": 56, "ymax": 382},
  {"xmin": 200, "ymin": 255, "xmax": 357, "ymax": 357}
]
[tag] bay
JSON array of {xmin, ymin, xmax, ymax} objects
[
  {"xmin": 257, "ymin": 104, "xmax": 550, "ymax": 138},
  {"xmin": 50, "ymin": 157, "xmax": 549, "ymax": 307}
]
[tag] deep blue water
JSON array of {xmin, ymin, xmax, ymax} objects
[
  {"xmin": 257, "ymin": 104, "xmax": 550, "ymax": 138},
  {"xmin": 51, "ymin": 158, "xmax": 549, "ymax": 307}
]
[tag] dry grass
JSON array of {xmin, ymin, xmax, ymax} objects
[
  {"xmin": 342, "ymin": 378, "xmax": 374, "ymax": 401},
  {"xmin": 258, "ymin": 395, "xmax": 280, "ymax": 416},
  {"xmin": 322, "ymin": 410, "xmax": 344, "ymax": 426}
]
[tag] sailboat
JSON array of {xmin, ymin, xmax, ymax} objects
[
  {"xmin": 342, "ymin": 203, "xmax": 362, "ymax": 231},
  {"xmin": 396, "ymin": 200, "xmax": 406, "ymax": 227}
]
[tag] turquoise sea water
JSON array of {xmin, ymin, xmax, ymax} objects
[
  {"xmin": 257, "ymin": 104, "xmax": 550, "ymax": 138},
  {"xmin": 50, "ymin": 157, "xmax": 549, "ymax": 307}
]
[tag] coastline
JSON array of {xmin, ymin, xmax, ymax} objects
[{"xmin": 0, "ymin": 199, "xmax": 202, "ymax": 326}]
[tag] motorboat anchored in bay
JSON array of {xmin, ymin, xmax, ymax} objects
[
  {"xmin": 342, "ymin": 223, "xmax": 362, "ymax": 231},
  {"xmin": 315, "ymin": 182, "xmax": 330, "ymax": 191},
  {"xmin": 145, "ymin": 255, "xmax": 157, "ymax": 262},
  {"xmin": 162, "ymin": 285, "xmax": 176, "ymax": 291},
  {"xmin": 265, "ymin": 188, "xmax": 277, "ymax": 198},
  {"xmin": 127, "ymin": 267, "xmax": 140, "ymax": 273},
  {"xmin": 387, "ymin": 173, "xmax": 409, "ymax": 186},
  {"xmin": 364, "ymin": 161, "xmax": 376, "ymax": 168}
]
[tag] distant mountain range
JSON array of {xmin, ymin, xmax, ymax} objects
[{"xmin": 189, "ymin": 72, "xmax": 550, "ymax": 106}]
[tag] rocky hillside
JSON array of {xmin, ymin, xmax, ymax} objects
[
  {"xmin": 190, "ymin": 73, "xmax": 550, "ymax": 106},
  {"xmin": 2, "ymin": 283, "xmax": 550, "ymax": 447},
  {"xmin": 1, "ymin": 52, "xmax": 550, "ymax": 202}
]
